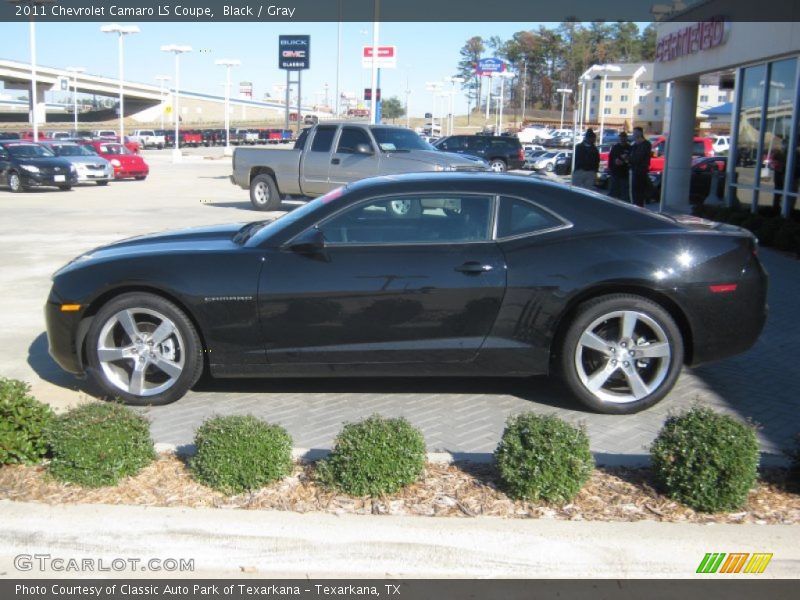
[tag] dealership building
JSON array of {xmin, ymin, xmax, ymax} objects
[{"xmin": 654, "ymin": 4, "xmax": 800, "ymax": 217}]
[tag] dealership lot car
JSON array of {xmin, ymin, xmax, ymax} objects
[
  {"xmin": 45, "ymin": 173, "xmax": 767, "ymax": 414},
  {"xmin": 0, "ymin": 141, "xmax": 77, "ymax": 192},
  {"xmin": 39, "ymin": 141, "xmax": 113, "ymax": 186},
  {"xmin": 85, "ymin": 141, "xmax": 149, "ymax": 180}
]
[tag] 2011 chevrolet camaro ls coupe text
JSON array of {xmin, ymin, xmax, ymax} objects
[{"xmin": 46, "ymin": 174, "xmax": 767, "ymax": 414}]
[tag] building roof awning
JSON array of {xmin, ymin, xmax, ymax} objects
[{"xmin": 701, "ymin": 102, "xmax": 733, "ymax": 116}]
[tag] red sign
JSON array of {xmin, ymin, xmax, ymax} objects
[
  {"xmin": 361, "ymin": 46, "xmax": 397, "ymax": 68},
  {"xmin": 363, "ymin": 47, "xmax": 395, "ymax": 59},
  {"xmin": 656, "ymin": 18, "xmax": 729, "ymax": 63}
]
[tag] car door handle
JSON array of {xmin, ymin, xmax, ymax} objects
[
  {"xmin": 455, "ymin": 262, "xmax": 493, "ymax": 274},
  {"xmin": 331, "ymin": 158, "xmax": 340, "ymax": 165}
]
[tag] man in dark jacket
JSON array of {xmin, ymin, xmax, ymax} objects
[
  {"xmin": 629, "ymin": 127, "xmax": 652, "ymax": 207},
  {"xmin": 608, "ymin": 131, "xmax": 631, "ymax": 201},
  {"xmin": 571, "ymin": 129, "xmax": 600, "ymax": 189}
]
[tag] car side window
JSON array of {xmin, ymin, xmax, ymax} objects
[
  {"xmin": 439, "ymin": 137, "xmax": 467, "ymax": 151},
  {"xmin": 336, "ymin": 128, "xmax": 373, "ymax": 154},
  {"xmin": 318, "ymin": 194, "xmax": 494, "ymax": 245},
  {"xmin": 310, "ymin": 126, "xmax": 337, "ymax": 152},
  {"xmin": 497, "ymin": 196, "xmax": 565, "ymax": 239}
]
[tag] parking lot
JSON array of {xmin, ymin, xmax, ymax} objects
[{"xmin": 1, "ymin": 146, "xmax": 797, "ymax": 464}]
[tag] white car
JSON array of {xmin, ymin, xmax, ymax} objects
[
  {"xmin": 533, "ymin": 151, "xmax": 570, "ymax": 172},
  {"xmin": 713, "ymin": 135, "xmax": 730, "ymax": 154},
  {"xmin": 517, "ymin": 127, "xmax": 554, "ymax": 144}
]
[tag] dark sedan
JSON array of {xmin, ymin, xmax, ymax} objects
[
  {"xmin": 46, "ymin": 174, "xmax": 767, "ymax": 414},
  {"xmin": 1, "ymin": 141, "xmax": 77, "ymax": 192}
]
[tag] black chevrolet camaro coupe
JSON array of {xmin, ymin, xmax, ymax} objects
[{"xmin": 46, "ymin": 173, "xmax": 767, "ymax": 414}]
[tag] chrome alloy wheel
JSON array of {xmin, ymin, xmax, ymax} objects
[
  {"xmin": 574, "ymin": 310, "xmax": 671, "ymax": 404},
  {"xmin": 252, "ymin": 179, "xmax": 270, "ymax": 205},
  {"xmin": 96, "ymin": 308, "xmax": 185, "ymax": 397}
]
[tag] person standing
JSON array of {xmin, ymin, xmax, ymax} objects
[
  {"xmin": 608, "ymin": 131, "xmax": 632, "ymax": 201},
  {"xmin": 572, "ymin": 129, "xmax": 600, "ymax": 190},
  {"xmin": 629, "ymin": 127, "xmax": 652, "ymax": 207}
]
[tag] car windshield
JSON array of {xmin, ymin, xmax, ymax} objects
[
  {"xmin": 371, "ymin": 128, "xmax": 435, "ymax": 152},
  {"xmin": 53, "ymin": 144, "xmax": 96, "ymax": 157},
  {"xmin": 541, "ymin": 152, "xmax": 557, "ymax": 159},
  {"xmin": 6, "ymin": 144, "xmax": 54, "ymax": 158},
  {"xmin": 99, "ymin": 144, "xmax": 130, "ymax": 155}
]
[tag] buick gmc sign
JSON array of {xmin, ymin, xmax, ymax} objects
[
  {"xmin": 279, "ymin": 35, "xmax": 310, "ymax": 70},
  {"xmin": 656, "ymin": 18, "xmax": 729, "ymax": 63}
]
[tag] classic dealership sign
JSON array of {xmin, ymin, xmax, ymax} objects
[{"xmin": 656, "ymin": 18, "xmax": 729, "ymax": 63}]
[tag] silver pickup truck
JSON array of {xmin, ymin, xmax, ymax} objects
[{"xmin": 230, "ymin": 122, "xmax": 489, "ymax": 210}]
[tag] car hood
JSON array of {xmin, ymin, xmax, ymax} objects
[
  {"xmin": 15, "ymin": 156, "xmax": 73, "ymax": 168},
  {"xmin": 104, "ymin": 154, "xmax": 146, "ymax": 165},
  {"xmin": 55, "ymin": 223, "xmax": 252, "ymax": 276},
  {"xmin": 57, "ymin": 155, "xmax": 111, "ymax": 166}
]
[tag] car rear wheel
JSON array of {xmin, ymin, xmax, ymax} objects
[
  {"xmin": 134, "ymin": 176, "xmax": 146, "ymax": 181},
  {"xmin": 58, "ymin": 185, "xmax": 71, "ymax": 191},
  {"xmin": 96, "ymin": 181, "xmax": 109, "ymax": 186},
  {"xmin": 559, "ymin": 294, "xmax": 683, "ymax": 414},
  {"xmin": 489, "ymin": 159, "xmax": 507, "ymax": 172},
  {"xmin": 86, "ymin": 293, "xmax": 203, "ymax": 406},
  {"xmin": 250, "ymin": 174, "xmax": 281, "ymax": 211},
  {"xmin": 8, "ymin": 171, "xmax": 26, "ymax": 193},
  {"xmin": 546, "ymin": 163, "xmax": 554, "ymax": 172}
]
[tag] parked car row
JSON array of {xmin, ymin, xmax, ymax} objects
[{"xmin": 0, "ymin": 139, "xmax": 149, "ymax": 192}]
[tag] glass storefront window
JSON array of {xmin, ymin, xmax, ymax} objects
[
  {"xmin": 758, "ymin": 58, "xmax": 797, "ymax": 208},
  {"xmin": 734, "ymin": 64, "xmax": 767, "ymax": 201}
]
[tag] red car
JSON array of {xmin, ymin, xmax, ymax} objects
[{"xmin": 86, "ymin": 141, "xmax": 149, "ymax": 180}]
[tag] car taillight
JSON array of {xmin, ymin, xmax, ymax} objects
[
  {"xmin": 709, "ymin": 284, "xmax": 737, "ymax": 293},
  {"xmin": 517, "ymin": 148, "xmax": 525, "ymax": 161}
]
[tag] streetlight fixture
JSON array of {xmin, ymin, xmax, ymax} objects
[
  {"xmin": 444, "ymin": 76, "xmax": 465, "ymax": 136},
  {"xmin": 65, "ymin": 67, "xmax": 85, "ymax": 135},
  {"xmin": 215, "ymin": 58, "xmax": 240, "ymax": 153},
  {"xmin": 161, "ymin": 44, "xmax": 192, "ymax": 161},
  {"xmin": 101, "ymin": 23, "xmax": 140, "ymax": 141},
  {"xmin": 556, "ymin": 88, "xmax": 573, "ymax": 130},
  {"xmin": 595, "ymin": 64, "xmax": 621, "ymax": 145},
  {"xmin": 573, "ymin": 65, "xmax": 606, "ymax": 176},
  {"xmin": 154, "ymin": 75, "xmax": 170, "ymax": 130}
]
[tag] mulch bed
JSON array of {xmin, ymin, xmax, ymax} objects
[{"xmin": 1, "ymin": 454, "xmax": 798, "ymax": 524}]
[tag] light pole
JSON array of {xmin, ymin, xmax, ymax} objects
[
  {"xmin": 444, "ymin": 76, "xmax": 465, "ymax": 136},
  {"xmin": 556, "ymin": 88, "xmax": 572, "ymax": 130},
  {"xmin": 595, "ymin": 64, "xmax": 621, "ymax": 145},
  {"xmin": 155, "ymin": 75, "xmax": 170, "ymax": 130},
  {"xmin": 65, "ymin": 67, "xmax": 85, "ymax": 135},
  {"xmin": 215, "ymin": 59, "xmax": 240, "ymax": 153},
  {"xmin": 573, "ymin": 65, "xmax": 603, "ymax": 177},
  {"xmin": 101, "ymin": 24, "xmax": 140, "ymax": 141},
  {"xmin": 496, "ymin": 71, "xmax": 514, "ymax": 135},
  {"xmin": 425, "ymin": 81, "xmax": 443, "ymax": 136},
  {"xmin": 404, "ymin": 67, "xmax": 411, "ymax": 129},
  {"xmin": 161, "ymin": 44, "xmax": 192, "ymax": 161}
]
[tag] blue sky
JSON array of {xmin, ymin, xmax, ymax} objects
[{"xmin": 0, "ymin": 21, "xmax": 649, "ymax": 116}]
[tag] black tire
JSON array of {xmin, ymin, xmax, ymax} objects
[
  {"xmin": 489, "ymin": 158, "xmax": 507, "ymax": 172},
  {"xmin": 8, "ymin": 171, "xmax": 26, "ymax": 193},
  {"xmin": 59, "ymin": 185, "xmax": 72, "ymax": 191},
  {"xmin": 250, "ymin": 174, "xmax": 281, "ymax": 211},
  {"xmin": 96, "ymin": 181, "xmax": 109, "ymax": 186},
  {"xmin": 85, "ymin": 292, "xmax": 204, "ymax": 406},
  {"xmin": 559, "ymin": 294, "xmax": 683, "ymax": 414},
  {"xmin": 134, "ymin": 176, "xmax": 146, "ymax": 181}
]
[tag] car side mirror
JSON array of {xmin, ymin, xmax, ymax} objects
[
  {"xmin": 355, "ymin": 143, "xmax": 374, "ymax": 155},
  {"xmin": 287, "ymin": 227, "xmax": 328, "ymax": 260}
]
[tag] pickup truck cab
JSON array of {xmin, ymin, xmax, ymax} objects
[
  {"xmin": 231, "ymin": 122, "xmax": 489, "ymax": 210},
  {"xmin": 129, "ymin": 129, "xmax": 165, "ymax": 149}
]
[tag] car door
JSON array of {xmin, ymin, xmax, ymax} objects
[
  {"xmin": 299, "ymin": 125, "xmax": 337, "ymax": 195},
  {"xmin": 328, "ymin": 127, "xmax": 381, "ymax": 186},
  {"xmin": 257, "ymin": 193, "xmax": 506, "ymax": 365}
]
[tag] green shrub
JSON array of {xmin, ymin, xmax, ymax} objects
[
  {"xmin": 317, "ymin": 415, "xmax": 426, "ymax": 496},
  {"xmin": 0, "ymin": 378, "xmax": 54, "ymax": 465},
  {"xmin": 494, "ymin": 413, "xmax": 594, "ymax": 503},
  {"xmin": 47, "ymin": 402, "xmax": 155, "ymax": 487},
  {"xmin": 786, "ymin": 434, "xmax": 800, "ymax": 494},
  {"xmin": 190, "ymin": 415, "xmax": 292, "ymax": 494},
  {"xmin": 650, "ymin": 407, "xmax": 759, "ymax": 512}
]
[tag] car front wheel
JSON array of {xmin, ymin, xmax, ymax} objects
[
  {"xmin": 8, "ymin": 171, "xmax": 26, "ymax": 193},
  {"xmin": 559, "ymin": 294, "xmax": 683, "ymax": 414},
  {"xmin": 86, "ymin": 292, "xmax": 203, "ymax": 406},
  {"xmin": 489, "ymin": 159, "xmax": 507, "ymax": 172},
  {"xmin": 250, "ymin": 174, "xmax": 281, "ymax": 211}
]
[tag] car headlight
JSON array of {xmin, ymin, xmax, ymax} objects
[
  {"xmin": 21, "ymin": 164, "xmax": 39, "ymax": 173},
  {"xmin": 110, "ymin": 159, "xmax": 121, "ymax": 167}
]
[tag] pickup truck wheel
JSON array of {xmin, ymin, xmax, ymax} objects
[{"xmin": 250, "ymin": 174, "xmax": 281, "ymax": 211}]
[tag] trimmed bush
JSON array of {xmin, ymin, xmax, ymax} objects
[
  {"xmin": 650, "ymin": 407, "xmax": 759, "ymax": 512},
  {"xmin": 0, "ymin": 378, "xmax": 55, "ymax": 465},
  {"xmin": 317, "ymin": 415, "xmax": 426, "ymax": 497},
  {"xmin": 189, "ymin": 415, "xmax": 293, "ymax": 494},
  {"xmin": 47, "ymin": 402, "xmax": 155, "ymax": 487},
  {"xmin": 494, "ymin": 413, "xmax": 594, "ymax": 503},
  {"xmin": 692, "ymin": 204, "xmax": 800, "ymax": 255}
]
